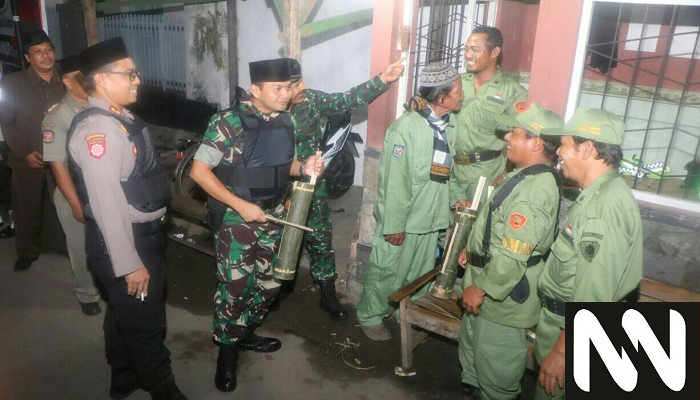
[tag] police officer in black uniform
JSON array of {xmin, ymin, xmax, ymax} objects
[{"xmin": 66, "ymin": 37, "xmax": 187, "ymax": 400}]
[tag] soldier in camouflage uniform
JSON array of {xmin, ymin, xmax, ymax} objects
[
  {"xmin": 190, "ymin": 59, "xmax": 325, "ymax": 393},
  {"xmin": 286, "ymin": 57, "xmax": 405, "ymax": 320}
]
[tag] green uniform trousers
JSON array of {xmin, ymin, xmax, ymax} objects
[
  {"xmin": 303, "ymin": 197, "xmax": 336, "ymax": 280},
  {"xmin": 459, "ymin": 314, "xmax": 529, "ymax": 400},
  {"xmin": 357, "ymin": 230, "xmax": 440, "ymax": 326}
]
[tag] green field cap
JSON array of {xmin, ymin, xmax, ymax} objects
[
  {"xmin": 495, "ymin": 102, "xmax": 564, "ymax": 136},
  {"xmin": 540, "ymin": 107, "xmax": 625, "ymax": 145}
]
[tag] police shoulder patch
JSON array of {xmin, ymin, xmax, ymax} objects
[
  {"xmin": 510, "ymin": 213, "xmax": 527, "ymax": 229},
  {"xmin": 392, "ymin": 144, "xmax": 405, "ymax": 158},
  {"xmin": 43, "ymin": 130, "xmax": 54, "ymax": 143},
  {"xmin": 579, "ymin": 241, "xmax": 600, "ymax": 262},
  {"xmin": 87, "ymin": 133, "xmax": 107, "ymax": 159}
]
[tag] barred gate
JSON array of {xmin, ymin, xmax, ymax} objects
[{"xmin": 98, "ymin": 13, "xmax": 186, "ymax": 92}]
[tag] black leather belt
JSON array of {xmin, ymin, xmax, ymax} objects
[
  {"xmin": 539, "ymin": 292, "xmax": 565, "ymax": 317},
  {"xmin": 469, "ymin": 253, "xmax": 542, "ymax": 268},
  {"xmin": 453, "ymin": 150, "xmax": 502, "ymax": 166}
]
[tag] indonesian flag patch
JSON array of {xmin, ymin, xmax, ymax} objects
[
  {"xmin": 510, "ymin": 213, "xmax": 527, "ymax": 230},
  {"xmin": 87, "ymin": 133, "xmax": 106, "ymax": 159},
  {"xmin": 43, "ymin": 130, "xmax": 54, "ymax": 143}
]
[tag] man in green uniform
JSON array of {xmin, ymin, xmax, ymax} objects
[
  {"xmin": 190, "ymin": 58, "xmax": 324, "ymax": 393},
  {"xmin": 456, "ymin": 103, "xmax": 563, "ymax": 400},
  {"xmin": 452, "ymin": 26, "xmax": 527, "ymax": 207},
  {"xmin": 42, "ymin": 55, "xmax": 102, "ymax": 315},
  {"xmin": 286, "ymin": 57, "xmax": 405, "ymax": 320},
  {"xmin": 534, "ymin": 108, "xmax": 643, "ymax": 400},
  {"xmin": 357, "ymin": 63, "xmax": 462, "ymax": 341}
]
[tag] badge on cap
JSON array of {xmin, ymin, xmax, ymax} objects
[
  {"xmin": 43, "ymin": 130, "xmax": 54, "ymax": 143},
  {"xmin": 514, "ymin": 101, "xmax": 530, "ymax": 114},
  {"xmin": 510, "ymin": 213, "xmax": 527, "ymax": 229},
  {"xmin": 87, "ymin": 133, "xmax": 106, "ymax": 159}
]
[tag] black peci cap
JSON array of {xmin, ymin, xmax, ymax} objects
[
  {"xmin": 286, "ymin": 58, "xmax": 302, "ymax": 82},
  {"xmin": 78, "ymin": 37, "xmax": 129, "ymax": 76},
  {"xmin": 58, "ymin": 55, "xmax": 81, "ymax": 75},
  {"xmin": 22, "ymin": 30, "xmax": 52, "ymax": 53},
  {"xmin": 249, "ymin": 58, "xmax": 291, "ymax": 84}
]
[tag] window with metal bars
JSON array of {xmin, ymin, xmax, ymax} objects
[{"xmin": 577, "ymin": 2, "xmax": 700, "ymax": 202}]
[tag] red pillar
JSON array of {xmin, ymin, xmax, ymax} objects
[
  {"xmin": 366, "ymin": 0, "xmax": 405, "ymax": 150},
  {"xmin": 527, "ymin": 0, "xmax": 585, "ymax": 115}
]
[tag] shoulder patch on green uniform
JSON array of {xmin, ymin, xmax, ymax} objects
[
  {"xmin": 514, "ymin": 101, "xmax": 529, "ymax": 114},
  {"xmin": 392, "ymin": 144, "xmax": 405, "ymax": 158},
  {"xmin": 582, "ymin": 232, "xmax": 604, "ymax": 240},
  {"xmin": 580, "ymin": 241, "xmax": 600, "ymax": 262}
]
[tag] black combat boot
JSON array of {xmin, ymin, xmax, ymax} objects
[
  {"xmin": 238, "ymin": 327, "xmax": 281, "ymax": 352},
  {"xmin": 149, "ymin": 374, "xmax": 187, "ymax": 400},
  {"xmin": 318, "ymin": 279, "xmax": 348, "ymax": 321},
  {"xmin": 214, "ymin": 343, "xmax": 239, "ymax": 392}
]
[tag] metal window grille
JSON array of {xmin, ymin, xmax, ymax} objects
[
  {"xmin": 410, "ymin": 0, "xmax": 493, "ymax": 95},
  {"xmin": 576, "ymin": 2, "xmax": 700, "ymax": 201}
]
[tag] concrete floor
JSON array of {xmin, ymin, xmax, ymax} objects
[{"xmin": 1, "ymin": 186, "xmax": 516, "ymax": 400}]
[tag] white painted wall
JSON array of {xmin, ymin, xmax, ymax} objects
[{"xmin": 236, "ymin": 0, "xmax": 374, "ymax": 185}]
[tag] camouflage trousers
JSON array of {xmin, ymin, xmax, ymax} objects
[
  {"xmin": 212, "ymin": 206, "xmax": 284, "ymax": 345},
  {"xmin": 302, "ymin": 198, "xmax": 336, "ymax": 281}
]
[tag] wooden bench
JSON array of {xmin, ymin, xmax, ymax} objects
[{"xmin": 388, "ymin": 270, "xmax": 700, "ymax": 376}]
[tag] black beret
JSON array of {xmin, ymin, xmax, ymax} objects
[
  {"xmin": 22, "ymin": 30, "xmax": 51, "ymax": 53},
  {"xmin": 286, "ymin": 58, "xmax": 302, "ymax": 82},
  {"xmin": 58, "ymin": 55, "xmax": 81, "ymax": 75},
  {"xmin": 78, "ymin": 37, "xmax": 129, "ymax": 76},
  {"xmin": 249, "ymin": 58, "xmax": 291, "ymax": 84}
]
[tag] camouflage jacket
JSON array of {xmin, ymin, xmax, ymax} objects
[{"xmin": 290, "ymin": 75, "xmax": 390, "ymax": 196}]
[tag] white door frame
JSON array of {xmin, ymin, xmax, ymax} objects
[{"xmin": 567, "ymin": 0, "xmax": 700, "ymax": 213}]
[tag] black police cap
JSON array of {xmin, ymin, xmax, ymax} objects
[
  {"xmin": 59, "ymin": 55, "xmax": 80, "ymax": 75},
  {"xmin": 78, "ymin": 37, "xmax": 129, "ymax": 77},
  {"xmin": 22, "ymin": 30, "xmax": 52, "ymax": 53},
  {"xmin": 249, "ymin": 58, "xmax": 291, "ymax": 84}
]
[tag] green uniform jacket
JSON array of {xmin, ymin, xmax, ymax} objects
[
  {"xmin": 535, "ymin": 170, "xmax": 643, "ymax": 362},
  {"xmin": 374, "ymin": 110, "xmax": 454, "ymax": 236},
  {"xmin": 451, "ymin": 69, "xmax": 526, "ymax": 204},
  {"xmin": 42, "ymin": 94, "xmax": 85, "ymax": 164},
  {"xmin": 291, "ymin": 75, "xmax": 390, "ymax": 197},
  {"xmin": 462, "ymin": 165, "xmax": 560, "ymax": 328}
]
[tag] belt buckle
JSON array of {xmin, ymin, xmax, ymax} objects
[{"xmin": 474, "ymin": 153, "xmax": 481, "ymax": 163}]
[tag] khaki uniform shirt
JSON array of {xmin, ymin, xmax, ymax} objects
[
  {"xmin": 451, "ymin": 69, "xmax": 526, "ymax": 204},
  {"xmin": 462, "ymin": 165, "xmax": 560, "ymax": 328},
  {"xmin": 535, "ymin": 170, "xmax": 643, "ymax": 362},
  {"xmin": 68, "ymin": 97, "xmax": 165, "ymax": 277},
  {"xmin": 43, "ymin": 94, "xmax": 84, "ymax": 164}
]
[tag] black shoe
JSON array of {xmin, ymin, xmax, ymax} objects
[
  {"xmin": 0, "ymin": 224, "xmax": 14, "ymax": 239},
  {"xmin": 318, "ymin": 279, "xmax": 349, "ymax": 321},
  {"xmin": 238, "ymin": 328, "xmax": 281, "ymax": 353},
  {"xmin": 150, "ymin": 374, "xmax": 187, "ymax": 400},
  {"xmin": 462, "ymin": 383, "xmax": 481, "ymax": 400},
  {"xmin": 214, "ymin": 343, "xmax": 239, "ymax": 392},
  {"xmin": 14, "ymin": 256, "xmax": 37, "ymax": 272},
  {"xmin": 80, "ymin": 301, "xmax": 102, "ymax": 315}
]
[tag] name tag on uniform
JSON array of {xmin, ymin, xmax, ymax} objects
[{"xmin": 487, "ymin": 93, "xmax": 504, "ymax": 104}]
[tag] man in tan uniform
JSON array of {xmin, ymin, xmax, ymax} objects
[{"xmin": 43, "ymin": 55, "xmax": 102, "ymax": 315}]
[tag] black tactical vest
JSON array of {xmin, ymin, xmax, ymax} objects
[
  {"xmin": 214, "ymin": 111, "xmax": 295, "ymax": 202},
  {"xmin": 66, "ymin": 107, "xmax": 172, "ymax": 214}
]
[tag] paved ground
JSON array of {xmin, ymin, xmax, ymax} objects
[{"xmin": 0, "ymin": 186, "xmax": 539, "ymax": 400}]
